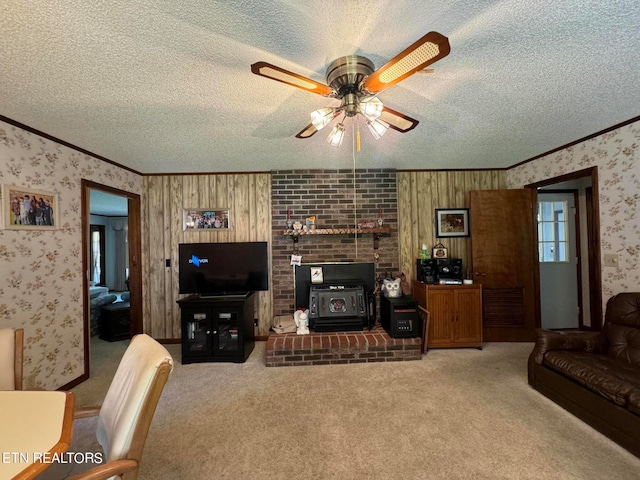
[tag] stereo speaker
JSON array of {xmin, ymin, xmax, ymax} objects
[{"xmin": 417, "ymin": 258, "xmax": 463, "ymax": 283}]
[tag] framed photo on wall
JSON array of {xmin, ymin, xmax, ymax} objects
[
  {"xmin": 435, "ymin": 208, "xmax": 470, "ymax": 238},
  {"xmin": 183, "ymin": 208, "xmax": 231, "ymax": 230},
  {"xmin": 1, "ymin": 185, "xmax": 58, "ymax": 230}
]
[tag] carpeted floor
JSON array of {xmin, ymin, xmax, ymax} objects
[{"xmin": 68, "ymin": 338, "xmax": 640, "ymax": 480}]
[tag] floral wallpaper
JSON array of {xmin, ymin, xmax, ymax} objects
[
  {"xmin": 0, "ymin": 120, "xmax": 142, "ymax": 390},
  {"xmin": 507, "ymin": 119, "xmax": 639, "ymax": 313}
]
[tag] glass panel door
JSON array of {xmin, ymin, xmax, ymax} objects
[
  {"xmin": 184, "ymin": 314, "xmax": 211, "ymax": 355},
  {"xmin": 216, "ymin": 312, "xmax": 239, "ymax": 354}
]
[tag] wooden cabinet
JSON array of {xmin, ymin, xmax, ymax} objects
[
  {"xmin": 412, "ymin": 281, "xmax": 482, "ymax": 348},
  {"xmin": 177, "ymin": 294, "xmax": 255, "ymax": 364}
]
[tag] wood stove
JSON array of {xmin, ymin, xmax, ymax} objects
[
  {"xmin": 308, "ymin": 282, "xmax": 371, "ymax": 331},
  {"xmin": 295, "ymin": 263, "xmax": 377, "ymax": 332}
]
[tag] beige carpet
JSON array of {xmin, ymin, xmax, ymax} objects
[{"xmin": 68, "ymin": 338, "xmax": 640, "ymax": 480}]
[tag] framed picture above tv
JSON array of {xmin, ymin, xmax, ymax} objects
[
  {"xmin": 183, "ymin": 208, "xmax": 230, "ymax": 230},
  {"xmin": 1, "ymin": 184, "xmax": 58, "ymax": 230}
]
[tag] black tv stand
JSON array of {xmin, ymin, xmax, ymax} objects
[{"xmin": 178, "ymin": 293, "xmax": 255, "ymax": 363}]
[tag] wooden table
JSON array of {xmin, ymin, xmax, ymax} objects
[{"xmin": 0, "ymin": 390, "xmax": 75, "ymax": 479}]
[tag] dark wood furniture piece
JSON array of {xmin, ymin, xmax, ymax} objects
[
  {"xmin": 100, "ymin": 301, "xmax": 131, "ymax": 342},
  {"xmin": 412, "ymin": 281, "xmax": 483, "ymax": 349},
  {"xmin": 178, "ymin": 293, "xmax": 255, "ymax": 364}
]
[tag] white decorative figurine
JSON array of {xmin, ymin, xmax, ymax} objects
[{"xmin": 294, "ymin": 309, "xmax": 310, "ymax": 335}]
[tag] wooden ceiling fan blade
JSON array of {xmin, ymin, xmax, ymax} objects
[
  {"xmin": 251, "ymin": 62, "xmax": 333, "ymax": 96},
  {"xmin": 295, "ymin": 123, "xmax": 318, "ymax": 138},
  {"xmin": 379, "ymin": 107, "xmax": 419, "ymax": 133},
  {"xmin": 363, "ymin": 32, "xmax": 450, "ymax": 94}
]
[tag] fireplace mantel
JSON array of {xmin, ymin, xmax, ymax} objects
[
  {"xmin": 280, "ymin": 227, "xmax": 390, "ymax": 235},
  {"xmin": 282, "ymin": 227, "xmax": 391, "ymax": 249}
]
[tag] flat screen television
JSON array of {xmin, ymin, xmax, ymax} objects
[{"xmin": 178, "ymin": 242, "xmax": 269, "ymax": 296}]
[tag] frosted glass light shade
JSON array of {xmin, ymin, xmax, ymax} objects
[
  {"xmin": 326, "ymin": 123, "xmax": 345, "ymax": 147},
  {"xmin": 367, "ymin": 118, "xmax": 389, "ymax": 140},
  {"xmin": 310, "ymin": 107, "xmax": 335, "ymax": 130}
]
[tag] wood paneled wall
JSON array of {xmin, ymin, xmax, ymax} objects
[
  {"xmin": 397, "ymin": 170, "xmax": 506, "ymax": 283},
  {"xmin": 141, "ymin": 173, "xmax": 272, "ymax": 339},
  {"xmin": 141, "ymin": 169, "xmax": 504, "ymax": 339}
]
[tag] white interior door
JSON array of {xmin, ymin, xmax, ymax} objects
[{"xmin": 538, "ymin": 192, "xmax": 579, "ymax": 329}]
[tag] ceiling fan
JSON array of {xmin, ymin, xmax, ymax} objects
[{"xmin": 251, "ymin": 31, "xmax": 450, "ymax": 147}]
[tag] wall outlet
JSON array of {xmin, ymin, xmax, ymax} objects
[{"xmin": 603, "ymin": 253, "xmax": 619, "ymax": 267}]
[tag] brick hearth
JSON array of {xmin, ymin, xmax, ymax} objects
[{"xmin": 265, "ymin": 326, "xmax": 422, "ymax": 367}]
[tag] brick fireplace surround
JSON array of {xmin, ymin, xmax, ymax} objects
[
  {"xmin": 266, "ymin": 326, "xmax": 422, "ymax": 367},
  {"xmin": 271, "ymin": 168, "xmax": 399, "ymax": 316},
  {"xmin": 267, "ymin": 168, "xmax": 413, "ymax": 366}
]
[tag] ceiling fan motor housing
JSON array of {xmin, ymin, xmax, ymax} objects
[{"xmin": 326, "ymin": 55, "xmax": 375, "ymax": 116}]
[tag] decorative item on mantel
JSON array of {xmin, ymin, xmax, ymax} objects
[
  {"xmin": 286, "ymin": 207, "xmax": 293, "ymax": 230},
  {"xmin": 306, "ymin": 216, "xmax": 317, "ymax": 231},
  {"xmin": 377, "ymin": 205, "xmax": 384, "ymax": 227},
  {"xmin": 357, "ymin": 220, "xmax": 376, "ymax": 229}
]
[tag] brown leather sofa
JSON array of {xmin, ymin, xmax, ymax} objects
[{"xmin": 528, "ymin": 292, "xmax": 640, "ymax": 457}]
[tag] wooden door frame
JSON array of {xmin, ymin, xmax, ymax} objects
[
  {"xmin": 81, "ymin": 180, "xmax": 143, "ymax": 379},
  {"xmin": 525, "ymin": 166, "xmax": 602, "ymax": 330}
]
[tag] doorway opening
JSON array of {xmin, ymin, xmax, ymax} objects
[
  {"xmin": 81, "ymin": 180, "xmax": 143, "ymax": 381},
  {"xmin": 527, "ymin": 167, "xmax": 602, "ymax": 331}
]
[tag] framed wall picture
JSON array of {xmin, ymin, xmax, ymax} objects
[
  {"xmin": 183, "ymin": 208, "xmax": 231, "ymax": 230},
  {"xmin": 435, "ymin": 208, "xmax": 470, "ymax": 238},
  {"xmin": 1, "ymin": 185, "xmax": 58, "ymax": 230}
]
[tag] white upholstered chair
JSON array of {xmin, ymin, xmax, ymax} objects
[
  {"xmin": 0, "ymin": 327, "xmax": 23, "ymax": 390},
  {"xmin": 44, "ymin": 334, "xmax": 174, "ymax": 480}
]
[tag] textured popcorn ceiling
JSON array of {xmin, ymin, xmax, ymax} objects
[{"xmin": 1, "ymin": 1, "xmax": 639, "ymax": 174}]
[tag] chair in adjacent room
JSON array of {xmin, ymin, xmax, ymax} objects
[
  {"xmin": 0, "ymin": 327, "xmax": 24, "ymax": 390},
  {"xmin": 43, "ymin": 333, "xmax": 174, "ymax": 480}
]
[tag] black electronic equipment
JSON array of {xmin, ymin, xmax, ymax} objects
[
  {"xmin": 380, "ymin": 295, "xmax": 420, "ymax": 338},
  {"xmin": 416, "ymin": 259, "xmax": 437, "ymax": 284},
  {"xmin": 178, "ymin": 242, "xmax": 269, "ymax": 296},
  {"xmin": 416, "ymin": 258, "xmax": 463, "ymax": 284}
]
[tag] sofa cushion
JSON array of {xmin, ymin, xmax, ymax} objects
[
  {"xmin": 629, "ymin": 389, "xmax": 640, "ymax": 416},
  {"xmin": 605, "ymin": 293, "xmax": 640, "ymax": 328},
  {"xmin": 89, "ymin": 286, "xmax": 110, "ymax": 299},
  {"xmin": 91, "ymin": 294, "xmax": 117, "ymax": 308},
  {"xmin": 604, "ymin": 293, "xmax": 640, "ymax": 367},
  {"xmin": 543, "ymin": 351, "xmax": 640, "ymax": 406},
  {"xmin": 605, "ymin": 323, "xmax": 640, "ymax": 367}
]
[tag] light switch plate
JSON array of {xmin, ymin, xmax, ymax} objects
[{"xmin": 603, "ymin": 254, "xmax": 619, "ymax": 267}]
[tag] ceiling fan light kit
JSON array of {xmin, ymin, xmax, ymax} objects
[
  {"xmin": 310, "ymin": 107, "xmax": 337, "ymax": 130},
  {"xmin": 367, "ymin": 118, "xmax": 390, "ymax": 140},
  {"xmin": 326, "ymin": 122, "xmax": 346, "ymax": 147},
  {"xmin": 251, "ymin": 31, "xmax": 450, "ymax": 147},
  {"xmin": 358, "ymin": 96, "xmax": 384, "ymax": 122}
]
